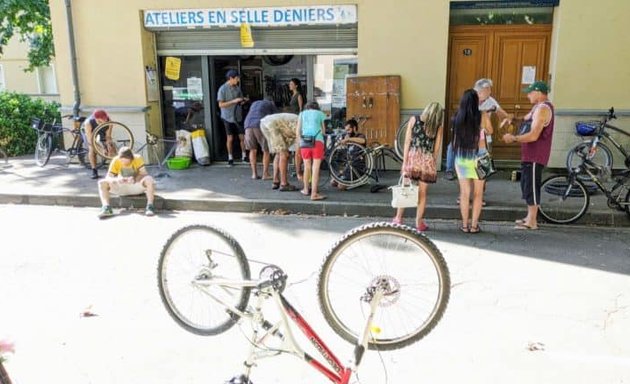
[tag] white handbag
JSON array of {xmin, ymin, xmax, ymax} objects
[{"xmin": 389, "ymin": 177, "xmax": 418, "ymax": 208}]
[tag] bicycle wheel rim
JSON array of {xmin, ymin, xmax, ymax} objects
[
  {"xmin": 158, "ymin": 225, "xmax": 251, "ymax": 336},
  {"xmin": 394, "ymin": 120, "xmax": 408, "ymax": 161},
  {"xmin": 566, "ymin": 142, "xmax": 612, "ymax": 181},
  {"xmin": 328, "ymin": 144, "xmax": 373, "ymax": 187},
  {"xmin": 35, "ymin": 134, "xmax": 52, "ymax": 167},
  {"xmin": 92, "ymin": 121, "xmax": 134, "ymax": 159},
  {"xmin": 539, "ymin": 175, "xmax": 589, "ymax": 224},
  {"xmin": 318, "ymin": 223, "xmax": 450, "ymax": 350}
]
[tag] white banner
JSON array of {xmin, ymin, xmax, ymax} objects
[{"xmin": 144, "ymin": 5, "xmax": 357, "ymax": 29}]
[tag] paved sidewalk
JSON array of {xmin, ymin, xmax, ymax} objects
[{"xmin": 0, "ymin": 154, "xmax": 627, "ymax": 226}]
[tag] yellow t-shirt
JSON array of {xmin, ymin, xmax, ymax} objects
[{"xmin": 108, "ymin": 154, "xmax": 145, "ymax": 177}]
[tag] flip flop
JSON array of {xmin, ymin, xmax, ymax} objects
[
  {"xmin": 469, "ymin": 225, "xmax": 481, "ymax": 234},
  {"xmin": 251, "ymin": 175, "xmax": 262, "ymax": 180},
  {"xmin": 514, "ymin": 223, "xmax": 538, "ymax": 230},
  {"xmin": 271, "ymin": 182, "xmax": 280, "ymax": 190},
  {"xmin": 514, "ymin": 219, "xmax": 527, "ymax": 225},
  {"xmin": 300, "ymin": 190, "xmax": 310, "ymax": 196},
  {"xmin": 279, "ymin": 184, "xmax": 298, "ymax": 192},
  {"xmin": 459, "ymin": 225, "xmax": 469, "ymax": 233},
  {"xmin": 311, "ymin": 195, "xmax": 327, "ymax": 201}
]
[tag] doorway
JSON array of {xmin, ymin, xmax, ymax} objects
[{"xmin": 446, "ymin": 24, "xmax": 552, "ymax": 161}]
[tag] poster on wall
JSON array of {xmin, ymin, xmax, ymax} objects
[
  {"xmin": 165, "ymin": 57, "xmax": 182, "ymax": 80},
  {"xmin": 522, "ymin": 66, "xmax": 536, "ymax": 84},
  {"xmin": 240, "ymin": 23, "xmax": 255, "ymax": 48},
  {"xmin": 187, "ymin": 77, "xmax": 203, "ymax": 100}
]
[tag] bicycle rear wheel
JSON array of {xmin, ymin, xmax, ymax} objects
[
  {"xmin": 539, "ymin": 175, "xmax": 590, "ymax": 224},
  {"xmin": 394, "ymin": 120, "xmax": 408, "ymax": 161},
  {"xmin": 92, "ymin": 121, "xmax": 134, "ymax": 160},
  {"xmin": 318, "ymin": 222, "xmax": 450, "ymax": 351},
  {"xmin": 34, "ymin": 134, "xmax": 52, "ymax": 167},
  {"xmin": 158, "ymin": 225, "xmax": 251, "ymax": 336},
  {"xmin": 328, "ymin": 143, "xmax": 373, "ymax": 188}
]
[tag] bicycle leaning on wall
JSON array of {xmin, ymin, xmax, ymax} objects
[{"xmin": 157, "ymin": 222, "xmax": 450, "ymax": 384}]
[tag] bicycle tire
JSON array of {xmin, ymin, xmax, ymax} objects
[
  {"xmin": 566, "ymin": 142, "xmax": 612, "ymax": 180},
  {"xmin": 92, "ymin": 121, "xmax": 134, "ymax": 160},
  {"xmin": 34, "ymin": 134, "xmax": 53, "ymax": 167},
  {"xmin": 328, "ymin": 143, "xmax": 374, "ymax": 188},
  {"xmin": 624, "ymin": 188, "xmax": 630, "ymax": 219},
  {"xmin": 317, "ymin": 222, "xmax": 450, "ymax": 351},
  {"xmin": 66, "ymin": 133, "xmax": 88, "ymax": 167},
  {"xmin": 0, "ymin": 147, "xmax": 7, "ymax": 167},
  {"xmin": 394, "ymin": 119, "xmax": 408, "ymax": 161},
  {"xmin": 157, "ymin": 224, "xmax": 251, "ymax": 336},
  {"xmin": 538, "ymin": 175, "xmax": 590, "ymax": 224}
]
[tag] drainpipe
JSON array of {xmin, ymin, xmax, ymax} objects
[{"xmin": 64, "ymin": 0, "xmax": 81, "ymax": 118}]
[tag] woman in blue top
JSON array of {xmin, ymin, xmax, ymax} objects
[{"xmin": 296, "ymin": 101, "xmax": 327, "ymax": 200}]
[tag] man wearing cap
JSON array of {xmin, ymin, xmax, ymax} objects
[
  {"xmin": 217, "ymin": 69, "xmax": 249, "ymax": 165},
  {"xmin": 84, "ymin": 109, "xmax": 113, "ymax": 179},
  {"xmin": 502, "ymin": 81, "xmax": 554, "ymax": 230}
]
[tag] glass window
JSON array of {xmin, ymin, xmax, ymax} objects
[
  {"xmin": 450, "ymin": 6, "xmax": 553, "ymax": 25},
  {"xmin": 37, "ymin": 65, "xmax": 58, "ymax": 94},
  {"xmin": 313, "ymin": 54, "xmax": 357, "ymax": 128}
]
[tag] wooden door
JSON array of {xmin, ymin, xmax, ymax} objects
[
  {"xmin": 446, "ymin": 25, "xmax": 551, "ymax": 161},
  {"xmin": 346, "ymin": 76, "xmax": 400, "ymax": 146}
]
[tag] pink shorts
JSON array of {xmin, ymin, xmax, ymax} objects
[{"xmin": 300, "ymin": 140, "xmax": 325, "ymax": 160}]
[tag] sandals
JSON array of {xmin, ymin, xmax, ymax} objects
[
  {"xmin": 459, "ymin": 225, "xmax": 470, "ymax": 233},
  {"xmin": 279, "ymin": 184, "xmax": 298, "ymax": 192},
  {"xmin": 469, "ymin": 225, "xmax": 481, "ymax": 234},
  {"xmin": 271, "ymin": 182, "xmax": 280, "ymax": 190}
]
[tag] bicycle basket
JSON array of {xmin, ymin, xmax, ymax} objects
[
  {"xmin": 31, "ymin": 118, "xmax": 43, "ymax": 131},
  {"xmin": 575, "ymin": 121, "xmax": 599, "ymax": 136}
]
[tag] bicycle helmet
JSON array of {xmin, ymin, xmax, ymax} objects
[{"xmin": 575, "ymin": 121, "xmax": 598, "ymax": 136}]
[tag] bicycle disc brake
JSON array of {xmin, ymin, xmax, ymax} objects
[{"xmin": 361, "ymin": 275, "xmax": 401, "ymax": 307}]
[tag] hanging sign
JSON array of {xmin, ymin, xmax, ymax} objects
[
  {"xmin": 240, "ymin": 23, "xmax": 255, "ymax": 48},
  {"xmin": 165, "ymin": 57, "xmax": 182, "ymax": 81},
  {"xmin": 144, "ymin": 5, "xmax": 357, "ymax": 29},
  {"xmin": 522, "ymin": 66, "xmax": 536, "ymax": 84}
]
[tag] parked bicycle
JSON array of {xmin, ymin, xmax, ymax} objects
[
  {"xmin": 157, "ymin": 222, "xmax": 450, "ymax": 384},
  {"xmin": 32, "ymin": 115, "xmax": 88, "ymax": 167},
  {"xmin": 539, "ymin": 151, "xmax": 630, "ymax": 224},
  {"xmin": 566, "ymin": 107, "xmax": 630, "ymax": 178}
]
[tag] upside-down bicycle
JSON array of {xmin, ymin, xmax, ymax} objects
[{"xmin": 157, "ymin": 222, "xmax": 450, "ymax": 383}]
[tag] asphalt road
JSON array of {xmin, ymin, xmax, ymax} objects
[{"xmin": 0, "ymin": 205, "xmax": 628, "ymax": 383}]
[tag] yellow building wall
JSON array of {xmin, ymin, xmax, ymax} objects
[
  {"xmin": 48, "ymin": 0, "xmax": 629, "ymax": 167},
  {"xmin": 0, "ymin": 38, "xmax": 43, "ymax": 95}
]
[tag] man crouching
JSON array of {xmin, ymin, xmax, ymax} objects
[{"xmin": 97, "ymin": 146, "xmax": 156, "ymax": 218}]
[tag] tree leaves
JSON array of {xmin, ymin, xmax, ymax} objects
[{"xmin": 0, "ymin": 0, "xmax": 54, "ymax": 71}]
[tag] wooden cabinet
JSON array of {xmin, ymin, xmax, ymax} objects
[{"xmin": 346, "ymin": 76, "xmax": 400, "ymax": 147}]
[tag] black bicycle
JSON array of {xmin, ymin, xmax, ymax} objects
[
  {"xmin": 32, "ymin": 115, "xmax": 88, "ymax": 167},
  {"xmin": 539, "ymin": 153, "xmax": 630, "ymax": 225},
  {"xmin": 566, "ymin": 107, "xmax": 629, "ymax": 178}
]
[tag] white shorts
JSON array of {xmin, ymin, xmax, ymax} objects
[{"xmin": 110, "ymin": 181, "xmax": 146, "ymax": 196}]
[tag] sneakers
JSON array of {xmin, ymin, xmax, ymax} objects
[
  {"xmin": 145, "ymin": 204, "xmax": 156, "ymax": 216},
  {"xmin": 91, "ymin": 169, "xmax": 99, "ymax": 180},
  {"xmin": 416, "ymin": 222, "xmax": 429, "ymax": 232},
  {"xmin": 98, "ymin": 205, "xmax": 113, "ymax": 219},
  {"xmin": 228, "ymin": 159, "xmax": 234, "ymax": 166},
  {"xmin": 444, "ymin": 170, "xmax": 456, "ymax": 181}
]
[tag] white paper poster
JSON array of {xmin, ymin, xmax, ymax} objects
[
  {"xmin": 187, "ymin": 77, "xmax": 203, "ymax": 100},
  {"xmin": 522, "ymin": 66, "xmax": 536, "ymax": 84}
]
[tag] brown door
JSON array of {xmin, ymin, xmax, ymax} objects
[{"xmin": 446, "ymin": 25, "xmax": 551, "ymax": 161}]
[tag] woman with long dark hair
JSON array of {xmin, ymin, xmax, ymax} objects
[
  {"xmin": 452, "ymin": 89, "xmax": 492, "ymax": 233},
  {"xmin": 288, "ymin": 78, "xmax": 305, "ymax": 181}
]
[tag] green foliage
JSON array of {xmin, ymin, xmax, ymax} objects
[
  {"xmin": 0, "ymin": 0, "xmax": 54, "ymax": 71},
  {"xmin": 0, "ymin": 91, "xmax": 60, "ymax": 156}
]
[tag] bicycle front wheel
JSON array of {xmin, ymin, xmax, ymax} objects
[
  {"xmin": 328, "ymin": 143, "xmax": 373, "ymax": 188},
  {"xmin": 34, "ymin": 134, "xmax": 52, "ymax": 167},
  {"xmin": 539, "ymin": 175, "xmax": 590, "ymax": 224},
  {"xmin": 318, "ymin": 222, "xmax": 450, "ymax": 351},
  {"xmin": 92, "ymin": 121, "xmax": 134, "ymax": 160},
  {"xmin": 158, "ymin": 225, "xmax": 251, "ymax": 336}
]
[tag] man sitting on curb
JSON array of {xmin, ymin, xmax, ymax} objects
[
  {"xmin": 97, "ymin": 146, "xmax": 156, "ymax": 218},
  {"xmin": 331, "ymin": 118, "xmax": 367, "ymax": 190}
]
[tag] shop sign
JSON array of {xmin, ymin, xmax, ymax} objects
[{"xmin": 143, "ymin": 5, "xmax": 357, "ymax": 29}]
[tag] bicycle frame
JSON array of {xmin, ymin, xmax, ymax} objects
[
  {"xmin": 572, "ymin": 158, "xmax": 630, "ymax": 210},
  {"xmin": 194, "ymin": 272, "xmax": 384, "ymax": 384}
]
